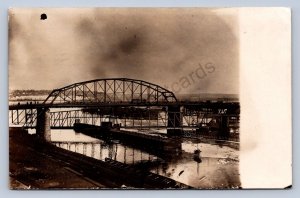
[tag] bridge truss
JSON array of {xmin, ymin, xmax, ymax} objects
[
  {"xmin": 43, "ymin": 78, "xmax": 177, "ymax": 105},
  {"xmin": 9, "ymin": 106, "xmax": 239, "ymax": 132},
  {"xmin": 9, "ymin": 78, "xmax": 240, "ymax": 140}
]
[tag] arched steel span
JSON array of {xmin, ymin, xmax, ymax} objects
[{"xmin": 43, "ymin": 78, "xmax": 177, "ymax": 105}]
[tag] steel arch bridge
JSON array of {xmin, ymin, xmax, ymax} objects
[
  {"xmin": 9, "ymin": 78, "xmax": 180, "ymax": 129},
  {"xmin": 43, "ymin": 78, "xmax": 177, "ymax": 105},
  {"xmin": 9, "ymin": 78, "xmax": 240, "ymax": 141}
]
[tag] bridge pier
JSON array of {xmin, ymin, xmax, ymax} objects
[
  {"xmin": 36, "ymin": 108, "xmax": 51, "ymax": 142},
  {"xmin": 218, "ymin": 116, "xmax": 229, "ymax": 140},
  {"xmin": 167, "ymin": 106, "xmax": 183, "ymax": 137}
]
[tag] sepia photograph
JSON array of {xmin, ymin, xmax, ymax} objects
[{"xmin": 8, "ymin": 8, "xmax": 290, "ymax": 189}]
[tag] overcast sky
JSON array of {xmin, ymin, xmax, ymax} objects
[{"xmin": 9, "ymin": 8, "xmax": 239, "ymax": 94}]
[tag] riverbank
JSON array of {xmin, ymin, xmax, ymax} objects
[
  {"xmin": 9, "ymin": 128, "xmax": 103, "ymax": 189},
  {"xmin": 9, "ymin": 127, "xmax": 190, "ymax": 189}
]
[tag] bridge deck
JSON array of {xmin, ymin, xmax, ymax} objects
[{"xmin": 9, "ymin": 101, "xmax": 239, "ymax": 110}]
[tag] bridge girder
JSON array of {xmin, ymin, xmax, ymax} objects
[{"xmin": 43, "ymin": 78, "xmax": 177, "ymax": 105}]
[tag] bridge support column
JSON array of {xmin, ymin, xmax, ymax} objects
[
  {"xmin": 218, "ymin": 116, "xmax": 229, "ymax": 140},
  {"xmin": 36, "ymin": 108, "xmax": 51, "ymax": 142},
  {"xmin": 167, "ymin": 106, "xmax": 182, "ymax": 137}
]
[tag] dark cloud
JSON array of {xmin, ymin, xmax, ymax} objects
[
  {"xmin": 9, "ymin": 8, "xmax": 239, "ymax": 94},
  {"xmin": 74, "ymin": 12, "xmax": 153, "ymax": 80}
]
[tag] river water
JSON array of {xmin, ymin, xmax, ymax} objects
[{"xmin": 50, "ymin": 129, "xmax": 240, "ymax": 189}]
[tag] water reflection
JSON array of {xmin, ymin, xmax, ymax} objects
[
  {"xmin": 53, "ymin": 141, "xmax": 158, "ymax": 165},
  {"xmin": 50, "ymin": 129, "xmax": 240, "ymax": 188}
]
